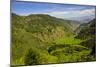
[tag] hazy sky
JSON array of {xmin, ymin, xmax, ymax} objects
[{"xmin": 11, "ymin": 1, "xmax": 96, "ymax": 21}]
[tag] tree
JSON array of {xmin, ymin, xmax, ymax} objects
[{"xmin": 24, "ymin": 48, "xmax": 39, "ymax": 65}]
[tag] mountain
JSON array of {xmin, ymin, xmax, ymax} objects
[
  {"xmin": 12, "ymin": 14, "xmax": 80, "ymax": 43},
  {"xmin": 75, "ymin": 19, "xmax": 96, "ymax": 57},
  {"xmin": 12, "ymin": 13, "xmax": 76, "ymax": 64},
  {"xmin": 75, "ymin": 19, "xmax": 96, "ymax": 39}
]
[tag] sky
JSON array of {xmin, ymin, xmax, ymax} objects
[{"xmin": 11, "ymin": 1, "xmax": 96, "ymax": 22}]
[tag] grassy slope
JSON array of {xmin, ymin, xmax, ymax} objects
[{"xmin": 54, "ymin": 36, "xmax": 82, "ymax": 45}]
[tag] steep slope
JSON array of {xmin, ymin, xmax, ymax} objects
[
  {"xmin": 75, "ymin": 19, "xmax": 96, "ymax": 39},
  {"xmin": 75, "ymin": 19, "xmax": 96, "ymax": 57},
  {"xmin": 12, "ymin": 14, "xmax": 75, "ymax": 43}
]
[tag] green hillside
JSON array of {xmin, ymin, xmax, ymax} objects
[{"xmin": 11, "ymin": 13, "xmax": 96, "ymax": 66}]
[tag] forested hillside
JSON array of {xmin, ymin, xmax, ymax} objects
[
  {"xmin": 11, "ymin": 13, "xmax": 96, "ymax": 66},
  {"xmin": 75, "ymin": 19, "xmax": 96, "ymax": 57}
]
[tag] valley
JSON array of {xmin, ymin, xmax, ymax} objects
[{"xmin": 11, "ymin": 13, "xmax": 96, "ymax": 66}]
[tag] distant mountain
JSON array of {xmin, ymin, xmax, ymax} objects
[
  {"xmin": 65, "ymin": 15, "xmax": 95, "ymax": 23},
  {"xmin": 67, "ymin": 20, "xmax": 81, "ymax": 30},
  {"xmin": 75, "ymin": 19, "xmax": 96, "ymax": 39}
]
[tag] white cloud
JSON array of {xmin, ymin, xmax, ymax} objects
[
  {"xmin": 42, "ymin": 8, "xmax": 95, "ymax": 21},
  {"xmin": 80, "ymin": 8, "xmax": 95, "ymax": 15}
]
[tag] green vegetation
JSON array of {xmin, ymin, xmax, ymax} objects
[
  {"xmin": 54, "ymin": 36, "xmax": 82, "ymax": 45},
  {"xmin": 11, "ymin": 13, "xmax": 96, "ymax": 66}
]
